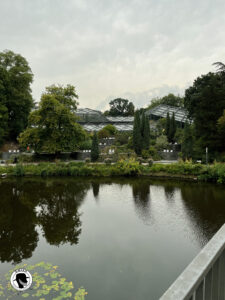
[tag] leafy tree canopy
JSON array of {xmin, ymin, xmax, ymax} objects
[
  {"xmin": 184, "ymin": 72, "xmax": 225, "ymax": 151},
  {"xmin": 133, "ymin": 111, "xmax": 142, "ymax": 155},
  {"xmin": 44, "ymin": 84, "xmax": 79, "ymax": 112},
  {"xmin": 98, "ymin": 124, "xmax": 117, "ymax": 139},
  {"xmin": 217, "ymin": 109, "xmax": 225, "ymax": 150},
  {"xmin": 103, "ymin": 124, "xmax": 117, "ymax": 135},
  {"xmin": 106, "ymin": 98, "xmax": 135, "ymax": 116},
  {"xmin": 147, "ymin": 93, "xmax": 184, "ymax": 110},
  {"xmin": 0, "ymin": 50, "xmax": 33, "ymax": 141},
  {"xmin": 18, "ymin": 85, "xmax": 85, "ymax": 154},
  {"xmin": 0, "ymin": 103, "xmax": 8, "ymax": 145}
]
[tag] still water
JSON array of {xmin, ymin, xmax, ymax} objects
[{"xmin": 0, "ymin": 177, "xmax": 225, "ymax": 299}]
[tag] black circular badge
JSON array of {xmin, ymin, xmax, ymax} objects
[{"xmin": 10, "ymin": 268, "xmax": 32, "ymax": 291}]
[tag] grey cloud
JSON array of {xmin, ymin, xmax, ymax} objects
[
  {"xmin": 0, "ymin": 0, "xmax": 225, "ymax": 107},
  {"xmin": 96, "ymin": 84, "xmax": 186, "ymax": 111}
]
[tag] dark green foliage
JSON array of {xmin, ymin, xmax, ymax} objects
[
  {"xmin": 181, "ymin": 123, "xmax": 194, "ymax": 159},
  {"xmin": 149, "ymin": 146, "xmax": 160, "ymax": 160},
  {"xmin": 106, "ymin": 98, "xmax": 135, "ymax": 116},
  {"xmin": 79, "ymin": 138, "xmax": 92, "ymax": 150},
  {"xmin": 91, "ymin": 132, "xmax": 99, "ymax": 161},
  {"xmin": 133, "ymin": 111, "xmax": 150, "ymax": 154},
  {"xmin": 133, "ymin": 111, "xmax": 142, "ymax": 155},
  {"xmin": 165, "ymin": 112, "xmax": 176, "ymax": 143},
  {"xmin": 0, "ymin": 50, "xmax": 33, "ymax": 141},
  {"xmin": 165, "ymin": 112, "xmax": 170, "ymax": 137},
  {"xmin": 0, "ymin": 102, "xmax": 8, "ymax": 145},
  {"xmin": 115, "ymin": 132, "xmax": 130, "ymax": 145},
  {"xmin": 141, "ymin": 149, "xmax": 149, "ymax": 159},
  {"xmin": 184, "ymin": 72, "xmax": 225, "ymax": 153},
  {"xmin": 142, "ymin": 113, "xmax": 150, "ymax": 149},
  {"xmin": 168, "ymin": 112, "xmax": 176, "ymax": 143},
  {"xmin": 217, "ymin": 110, "xmax": 225, "ymax": 149},
  {"xmin": 13, "ymin": 164, "xmax": 25, "ymax": 177}
]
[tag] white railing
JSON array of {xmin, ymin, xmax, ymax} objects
[{"xmin": 160, "ymin": 224, "xmax": 225, "ymax": 300}]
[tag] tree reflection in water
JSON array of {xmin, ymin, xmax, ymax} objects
[
  {"xmin": 180, "ymin": 182, "xmax": 225, "ymax": 245},
  {"xmin": 0, "ymin": 179, "xmax": 89, "ymax": 264},
  {"xmin": 92, "ymin": 182, "xmax": 100, "ymax": 199},
  {"xmin": 131, "ymin": 179, "xmax": 151, "ymax": 224}
]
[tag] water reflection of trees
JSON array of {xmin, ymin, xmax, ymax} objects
[
  {"xmin": 92, "ymin": 182, "xmax": 100, "ymax": 199},
  {"xmin": 164, "ymin": 185, "xmax": 175, "ymax": 201},
  {"xmin": 180, "ymin": 183, "xmax": 225, "ymax": 244},
  {"xmin": 0, "ymin": 181, "xmax": 38, "ymax": 264},
  {"xmin": 0, "ymin": 179, "xmax": 89, "ymax": 264},
  {"xmin": 131, "ymin": 180, "xmax": 151, "ymax": 224}
]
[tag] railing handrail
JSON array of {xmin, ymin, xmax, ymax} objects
[{"xmin": 159, "ymin": 224, "xmax": 225, "ymax": 299}]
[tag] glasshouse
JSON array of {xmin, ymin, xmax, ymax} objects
[
  {"xmin": 145, "ymin": 104, "xmax": 191, "ymax": 126},
  {"xmin": 76, "ymin": 108, "xmax": 134, "ymax": 132}
]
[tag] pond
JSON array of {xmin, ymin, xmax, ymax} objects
[{"xmin": 0, "ymin": 177, "xmax": 225, "ymax": 299}]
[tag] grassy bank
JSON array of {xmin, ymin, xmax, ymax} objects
[{"xmin": 1, "ymin": 160, "xmax": 225, "ymax": 184}]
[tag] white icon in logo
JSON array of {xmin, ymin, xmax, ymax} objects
[{"xmin": 10, "ymin": 269, "xmax": 32, "ymax": 291}]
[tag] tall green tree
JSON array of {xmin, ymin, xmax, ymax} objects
[
  {"xmin": 181, "ymin": 122, "xmax": 194, "ymax": 159},
  {"xmin": 91, "ymin": 132, "xmax": 99, "ymax": 162},
  {"xmin": 217, "ymin": 109, "xmax": 225, "ymax": 150},
  {"xmin": 141, "ymin": 113, "xmax": 150, "ymax": 150},
  {"xmin": 19, "ymin": 85, "xmax": 85, "ymax": 154},
  {"xmin": 184, "ymin": 72, "xmax": 225, "ymax": 152},
  {"xmin": 133, "ymin": 111, "xmax": 142, "ymax": 155},
  {"xmin": 165, "ymin": 112, "xmax": 170, "ymax": 137},
  {"xmin": 0, "ymin": 103, "xmax": 8, "ymax": 145},
  {"xmin": 0, "ymin": 50, "xmax": 33, "ymax": 141},
  {"xmin": 140, "ymin": 111, "xmax": 145, "ymax": 148},
  {"xmin": 106, "ymin": 98, "xmax": 135, "ymax": 116},
  {"xmin": 168, "ymin": 112, "xmax": 176, "ymax": 143}
]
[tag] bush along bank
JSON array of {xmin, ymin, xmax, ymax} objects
[{"xmin": 0, "ymin": 160, "xmax": 225, "ymax": 183}]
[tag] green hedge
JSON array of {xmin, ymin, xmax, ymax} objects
[{"xmin": 0, "ymin": 161, "xmax": 225, "ymax": 183}]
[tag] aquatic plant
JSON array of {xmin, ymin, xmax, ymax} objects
[{"xmin": 0, "ymin": 262, "xmax": 87, "ymax": 300}]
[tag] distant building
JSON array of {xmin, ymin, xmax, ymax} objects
[
  {"xmin": 76, "ymin": 108, "xmax": 133, "ymax": 132},
  {"xmin": 145, "ymin": 104, "xmax": 191, "ymax": 127}
]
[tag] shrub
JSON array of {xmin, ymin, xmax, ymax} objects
[
  {"xmin": 103, "ymin": 124, "xmax": 117, "ymax": 135},
  {"xmin": 79, "ymin": 139, "xmax": 92, "ymax": 150},
  {"xmin": 13, "ymin": 164, "xmax": 25, "ymax": 176},
  {"xmin": 111, "ymin": 159, "xmax": 140, "ymax": 176},
  {"xmin": 147, "ymin": 158, "xmax": 153, "ymax": 166},
  {"xmin": 115, "ymin": 132, "xmax": 130, "ymax": 145},
  {"xmin": 155, "ymin": 135, "xmax": 169, "ymax": 150},
  {"xmin": 18, "ymin": 154, "xmax": 34, "ymax": 163},
  {"xmin": 141, "ymin": 149, "xmax": 149, "ymax": 159},
  {"xmin": 104, "ymin": 158, "xmax": 112, "ymax": 165},
  {"xmin": 98, "ymin": 128, "xmax": 110, "ymax": 139},
  {"xmin": 149, "ymin": 146, "xmax": 157, "ymax": 157},
  {"xmin": 136, "ymin": 156, "xmax": 144, "ymax": 164},
  {"xmin": 85, "ymin": 157, "xmax": 91, "ymax": 163}
]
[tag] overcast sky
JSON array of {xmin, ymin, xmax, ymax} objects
[{"xmin": 0, "ymin": 0, "xmax": 225, "ymax": 110}]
